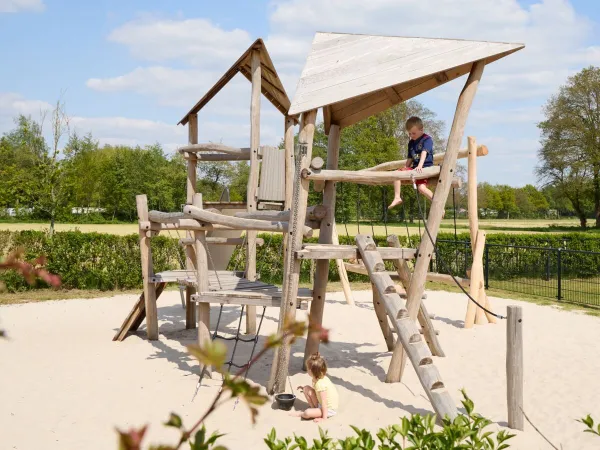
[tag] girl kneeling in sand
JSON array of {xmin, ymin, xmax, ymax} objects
[{"xmin": 291, "ymin": 352, "xmax": 339, "ymax": 422}]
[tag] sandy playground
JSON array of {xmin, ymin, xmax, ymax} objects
[{"xmin": 1, "ymin": 289, "xmax": 599, "ymax": 449}]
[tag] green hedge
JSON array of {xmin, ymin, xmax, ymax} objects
[
  {"xmin": 1, "ymin": 230, "xmax": 599, "ymax": 292},
  {"xmin": 0, "ymin": 230, "xmax": 183, "ymax": 291}
]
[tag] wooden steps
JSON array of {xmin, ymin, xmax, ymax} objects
[{"xmin": 356, "ymin": 234, "xmax": 457, "ymax": 422}]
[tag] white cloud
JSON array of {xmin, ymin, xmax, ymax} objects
[
  {"xmin": 0, "ymin": 92, "xmax": 52, "ymax": 134},
  {"xmin": 108, "ymin": 17, "xmax": 252, "ymax": 66},
  {"xmin": 80, "ymin": 1, "xmax": 599, "ymax": 186},
  {"xmin": 267, "ymin": 0, "xmax": 594, "ymax": 102},
  {"xmin": 0, "ymin": 92, "xmax": 281, "ymax": 154},
  {"xmin": 0, "ymin": 0, "xmax": 44, "ymax": 13}
]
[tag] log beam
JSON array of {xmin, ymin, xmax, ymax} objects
[
  {"xmin": 183, "ymin": 205, "xmax": 313, "ymax": 236},
  {"xmin": 303, "ymin": 166, "xmax": 440, "ymax": 186},
  {"xmin": 363, "ymin": 144, "xmax": 488, "ymax": 172}
]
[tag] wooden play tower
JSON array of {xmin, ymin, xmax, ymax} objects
[{"xmin": 116, "ymin": 32, "xmax": 524, "ymax": 421}]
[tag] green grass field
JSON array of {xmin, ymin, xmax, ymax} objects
[{"xmin": 0, "ymin": 218, "xmax": 587, "ymax": 237}]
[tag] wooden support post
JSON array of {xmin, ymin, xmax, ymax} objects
[
  {"xmin": 282, "ymin": 116, "xmax": 297, "ymax": 276},
  {"xmin": 372, "ymin": 283, "xmax": 394, "ymax": 351},
  {"xmin": 245, "ymin": 49, "xmax": 261, "ymax": 334},
  {"xmin": 386, "ymin": 235, "xmax": 444, "ymax": 383},
  {"xmin": 268, "ymin": 109, "xmax": 317, "ymax": 394},
  {"xmin": 405, "ymin": 60, "xmax": 485, "ymax": 323},
  {"xmin": 186, "ymin": 113, "xmax": 198, "ymax": 329},
  {"xmin": 465, "ymin": 230, "xmax": 486, "ymax": 328},
  {"xmin": 194, "ymin": 193, "xmax": 211, "ymax": 379},
  {"xmin": 506, "ymin": 305, "xmax": 524, "ymax": 430},
  {"xmin": 284, "ymin": 116, "xmax": 295, "ymax": 211},
  {"xmin": 304, "ymin": 123, "xmax": 341, "ymax": 367},
  {"xmin": 467, "ymin": 136, "xmax": 494, "ymax": 325},
  {"xmin": 137, "ymin": 195, "xmax": 158, "ymax": 340},
  {"xmin": 332, "ymin": 225, "xmax": 355, "ymax": 306}
]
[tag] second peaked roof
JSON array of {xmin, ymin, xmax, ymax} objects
[
  {"xmin": 179, "ymin": 38, "xmax": 291, "ymax": 125},
  {"xmin": 289, "ymin": 32, "xmax": 524, "ymax": 129}
]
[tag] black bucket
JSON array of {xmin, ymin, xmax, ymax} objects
[{"xmin": 274, "ymin": 393, "xmax": 296, "ymax": 411}]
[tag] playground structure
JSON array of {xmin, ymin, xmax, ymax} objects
[{"xmin": 115, "ymin": 33, "xmax": 524, "ymax": 421}]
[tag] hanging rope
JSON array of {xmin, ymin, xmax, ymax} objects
[
  {"xmin": 356, "ymin": 184, "xmax": 361, "ymax": 234},
  {"xmin": 340, "ymin": 183, "xmax": 350, "ymax": 238},
  {"xmin": 413, "ymin": 181, "xmax": 505, "ymax": 320},
  {"xmin": 452, "ymin": 187, "xmax": 458, "ymax": 241},
  {"xmin": 368, "ymin": 188, "xmax": 376, "ymax": 237},
  {"xmin": 381, "ymin": 187, "xmax": 388, "ymax": 237},
  {"xmin": 401, "ymin": 200, "xmax": 411, "ymax": 247}
]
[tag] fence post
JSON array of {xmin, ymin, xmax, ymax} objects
[
  {"xmin": 506, "ymin": 305, "xmax": 524, "ymax": 430},
  {"xmin": 557, "ymin": 248, "xmax": 562, "ymax": 301},
  {"xmin": 484, "ymin": 244, "xmax": 489, "ymax": 289}
]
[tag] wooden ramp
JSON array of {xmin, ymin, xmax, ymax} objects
[
  {"xmin": 113, "ymin": 283, "xmax": 166, "ymax": 341},
  {"xmin": 356, "ymin": 234, "xmax": 457, "ymax": 421}
]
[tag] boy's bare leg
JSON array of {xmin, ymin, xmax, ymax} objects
[
  {"xmin": 417, "ymin": 184, "xmax": 445, "ymax": 217},
  {"xmin": 388, "ymin": 180, "xmax": 403, "ymax": 209}
]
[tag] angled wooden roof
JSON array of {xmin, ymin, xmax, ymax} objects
[
  {"xmin": 179, "ymin": 39, "xmax": 291, "ymax": 125},
  {"xmin": 289, "ymin": 32, "xmax": 524, "ymax": 130}
]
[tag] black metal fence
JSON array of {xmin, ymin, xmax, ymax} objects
[{"xmin": 431, "ymin": 240, "xmax": 600, "ymax": 308}]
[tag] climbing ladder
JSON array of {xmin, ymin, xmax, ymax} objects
[{"xmin": 356, "ymin": 234, "xmax": 458, "ymax": 421}]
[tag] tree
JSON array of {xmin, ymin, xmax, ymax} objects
[
  {"xmin": 538, "ymin": 66, "xmax": 600, "ymax": 227},
  {"xmin": 36, "ymin": 99, "xmax": 71, "ymax": 233}
]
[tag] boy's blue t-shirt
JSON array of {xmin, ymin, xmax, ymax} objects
[{"xmin": 407, "ymin": 134, "xmax": 434, "ymax": 169}]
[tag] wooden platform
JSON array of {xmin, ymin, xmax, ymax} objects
[
  {"xmin": 192, "ymin": 273, "xmax": 312, "ymax": 310},
  {"xmin": 150, "ymin": 270, "xmax": 245, "ymax": 284}
]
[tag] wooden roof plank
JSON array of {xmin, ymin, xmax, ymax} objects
[{"xmin": 289, "ymin": 32, "xmax": 524, "ymax": 116}]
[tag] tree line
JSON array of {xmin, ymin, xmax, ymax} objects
[{"xmin": 2, "ymin": 73, "xmax": 598, "ymax": 229}]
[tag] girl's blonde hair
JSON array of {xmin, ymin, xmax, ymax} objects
[{"xmin": 307, "ymin": 352, "xmax": 327, "ymax": 379}]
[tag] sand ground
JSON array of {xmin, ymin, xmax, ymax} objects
[{"xmin": 1, "ymin": 290, "xmax": 599, "ymax": 449}]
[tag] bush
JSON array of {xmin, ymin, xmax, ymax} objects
[
  {"xmin": 0, "ymin": 230, "xmax": 183, "ymax": 291},
  {"xmin": 1, "ymin": 229, "xmax": 599, "ymax": 293},
  {"xmin": 264, "ymin": 391, "xmax": 514, "ymax": 450}
]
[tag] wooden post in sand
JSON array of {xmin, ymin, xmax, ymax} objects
[
  {"xmin": 137, "ymin": 194, "xmax": 158, "ymax": 340},
  {"xmin": 245, "ymin": 48, "xmax": 261, "ymax": 334},
  {"xmin": 303, "ymin": 123, "xmax": 341, "ymax": 367},
  {"xmin": 506, "ymin": 305, "xmax": 523, "ymax": 430},
  {"xmin": 194, "ymin": 193, "xmax": 212, "ymax": 379},
  {"xmin": 185, "ymin": 113, "xmax": 198, "ymax": 329},
  {"xmin": 466, "ymin": 135, "xmax": 493, "ymax": 325},
  {"xmin": 465, "ymin": 230, "xmax": 486, "ymax": 328},
  {"xmin": 268, "ymin": 109, "xmax": 317, "ymax": 394}
]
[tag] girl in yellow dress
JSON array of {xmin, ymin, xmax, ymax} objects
[{"xmin": 291, "ymin": 352, "xmax": 339, "ymax": 422}]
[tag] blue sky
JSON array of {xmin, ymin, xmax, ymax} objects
[{"xmin": 1, "ymin": 0, "xmax": 599, "ymax": 186}]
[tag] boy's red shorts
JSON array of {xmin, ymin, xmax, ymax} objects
[{"xmin": 397, "ymin": 167, "xmax": 428, "ymax": 186}]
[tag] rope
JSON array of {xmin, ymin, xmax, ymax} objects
[
  {"xmin": 340, "ymin": 183, "xmax": 350, "ymax": 238},
  {"xmin": 368, "ymin": 188, "xmax": 376, "ymax": 237},
  {"xmin": 382, "ymin": 187, "xmax": 388, "ymax": 237},
  {"xmin": 413, "ymin": 180, "xmax": 505, "ymax": 320},
  {"xmin": 402, "ymin": 201, "xmax": 411, "ymax": 246},
  {"xmin": 356, "ymin": 185, "xmax": 361, "ymax": 234},
  {"xmin": 452, "ymin": 187, "xmax": 458, "ymax": 241}
]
